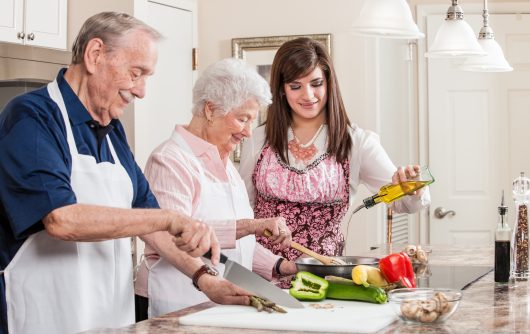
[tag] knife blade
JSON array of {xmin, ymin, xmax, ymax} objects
[{"xmin": 203, "ymin": 250, "xmax": 304, "ymax": 308}]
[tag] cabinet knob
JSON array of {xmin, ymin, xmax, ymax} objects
[
  {"xmin": 17, "ymin": 32, "xmax": 25, "ymax": 40},
  {"xmin": 27, "ymin": 33, "xmax": 35, "ymax": 41}
]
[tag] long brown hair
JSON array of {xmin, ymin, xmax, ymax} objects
[{"xmin": 265, "ymin": 37, "xmax": 352, "ymax": 163}]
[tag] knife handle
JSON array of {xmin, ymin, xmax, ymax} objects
[{"xmin": 203, "ymin": 249, "xmax": 228, "ymax": 264}]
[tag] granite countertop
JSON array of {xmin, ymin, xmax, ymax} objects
[{"xmin": 83, "ymin": 244, "xmax": 530, "ymax": 334}]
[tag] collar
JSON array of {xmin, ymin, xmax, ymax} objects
[
  {"xmin": 87, "ymin": 120, "xmax": 114, "ymax": 144},
  {"xmin": 175, "ymin": 125, "xmax": 223, "ymax": 160}
]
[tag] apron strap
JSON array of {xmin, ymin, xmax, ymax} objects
[
  {"xmin": 105, "ymin": 136, "xmax": 122, "ymax": 165},
  {"xmin": 47, "ymin": 80, "xmax": 79, "ymax": 155}
]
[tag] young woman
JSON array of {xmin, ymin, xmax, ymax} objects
[{"xmin": 239, "ymin": 37, "xmax": 430, "ymax": 287}]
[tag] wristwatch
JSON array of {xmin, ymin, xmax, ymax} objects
[{"xmin": 192, "ymin": 264, "xmax": 219, "ymax": 291}]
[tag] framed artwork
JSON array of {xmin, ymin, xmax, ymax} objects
[{"xmin": 231, "ymin": 33, "xmax": 332, "ymax": 162}]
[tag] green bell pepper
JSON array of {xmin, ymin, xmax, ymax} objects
[{"xmin": 289, "ymin": 271, "xmax": 329, "ymax": 301}]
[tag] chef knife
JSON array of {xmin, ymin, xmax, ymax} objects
[{"xmin": 203, "ymin": 250, "xmax": 304, "ymax": 308}]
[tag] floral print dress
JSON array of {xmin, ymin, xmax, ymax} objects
[{"xmin": 252, "ymin": 143, "xmax": 350, "ymax": 286}]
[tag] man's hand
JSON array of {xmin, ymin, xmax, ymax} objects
[
  {"xmin": 168, "ymin": 215, "xmax": 220, "ymax": 266},
  {"xmin": 198, "ymin": 274, "xmax": 252, "ymax": 305}
]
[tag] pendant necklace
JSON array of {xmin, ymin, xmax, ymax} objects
[{"xmin": 288, "ymin": 124, "xmax": 324, "ymax": 164}]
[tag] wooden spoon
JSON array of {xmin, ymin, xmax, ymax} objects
[{"xmin": 264, "ymin": 230, "xmax": 346, "ymax": 266}]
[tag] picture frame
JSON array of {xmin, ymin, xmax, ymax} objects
[{"xmin": 231, "ymin": 33, "xmax": 332, "ymax": 162}]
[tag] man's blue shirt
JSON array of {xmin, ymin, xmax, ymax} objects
[{"xmin": 0, "ymin": 69, "xmax": 159, "ymax": 333}]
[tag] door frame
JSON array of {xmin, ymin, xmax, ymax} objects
[{"xmin": 416, "ymin": 2, "xmax": 530, "ymax": 244}]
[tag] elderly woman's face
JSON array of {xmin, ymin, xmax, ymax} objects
[{"xmin": 208, "ymin": 98, "xmax": 259, "ymax": 158}]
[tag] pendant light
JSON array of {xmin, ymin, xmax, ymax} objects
[
  {"xmin": 426, "ymin": 0, "xmax": 486, "ymax": 58},
  {"xmin": 459, "ymin": 0, "xmax": 513, "ymax": 72},
  {"xmin": 350, "ymin": 0, "xmax": 424, "ymax": 39}
]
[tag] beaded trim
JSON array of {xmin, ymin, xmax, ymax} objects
[{"xmin": 275, "ymin": 150, "xmax": 330, "ymax": 174}]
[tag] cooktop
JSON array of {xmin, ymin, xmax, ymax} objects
[{"xmin": 415, "ymin": 265, "xmax": 493, "ymax": 290}]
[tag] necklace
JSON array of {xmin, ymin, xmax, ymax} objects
[{"xmin": 288, "ymin": 124, "xmax": 324, "ymax": 164}]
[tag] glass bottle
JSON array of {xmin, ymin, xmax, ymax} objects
[
  {"xmin": 511, "ymin": 172, "xmax": 530, "ymax": 280},
  {"xmin": 494, "ymin": 191, "xmax": 510, "ymax": 283},
  {"xmin": 352, "ymin": 166, "xmax": 435, "ymax": 214}
]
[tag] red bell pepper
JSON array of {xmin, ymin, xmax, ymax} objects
[{"xmin": 379, "ymin": 252, "xmax": 416, "ymax": 288}]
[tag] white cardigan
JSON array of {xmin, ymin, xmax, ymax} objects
[{"xmin": 238, "ymin": 124, "xmax": 430, "ymax": 213}]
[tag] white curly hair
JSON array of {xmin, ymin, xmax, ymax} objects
[{"xmin": 192, "ymin": 58, "xmax": 272, "ymax": 117}]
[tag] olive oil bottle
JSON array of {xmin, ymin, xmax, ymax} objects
[{"xmin": 352, "ymin": 166, "xmax": 434, "ymax": 214}]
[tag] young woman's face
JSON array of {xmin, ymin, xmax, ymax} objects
[{"xmin": 283, "ymin": 66, "xmax": 327, "ymax": 122}]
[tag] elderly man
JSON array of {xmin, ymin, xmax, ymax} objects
[{"xmin": 0, "ymin": 12, "xmax": 219, "ymax": 334}]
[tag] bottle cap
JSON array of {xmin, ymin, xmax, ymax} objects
[
  {"xmin": 513, "ymin": 172, "xmax": 530, "ymax": 202},
  {"xmin": 499, "ymin": 190, "xmax": 508, "ymax": 216}
]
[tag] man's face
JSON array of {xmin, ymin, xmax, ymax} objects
[{"xmin": 88, "ymin": 29, "xmax": 158, "ymax": 124}]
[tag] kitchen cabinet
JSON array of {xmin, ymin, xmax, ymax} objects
[{"xmin": 0, "ymin": 0, "xmax": 67, "ymax": 50}]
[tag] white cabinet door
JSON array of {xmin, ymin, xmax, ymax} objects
[
  {"xmin": 0, "ymin": 0, "xmax": 24, "ymax": 44},
  {"xmin": 24, "ymin": 0, "xmax": 67, "ymax": 49},
  {"xmin": 0, "ymin": 0, "xmax": 67, "ymax": 49}
]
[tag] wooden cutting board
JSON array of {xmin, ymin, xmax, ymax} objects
[{"xmin": 179, "ymin": 299, "xmax": 398, "ymax": 333}]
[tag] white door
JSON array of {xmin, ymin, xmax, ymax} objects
[
  {"xmin": 426, "ymin": 13, "xmax": 530, "ymax": 245},
  {"xmin": 131, "ymin": 0, "xmax": 196, "ymax": 264},
  {"xmin": 134, "ymin": 0, "xmax": 196, "ymax": 171},
  {"xmin": 24, "ymin": 0, "xmax": 67, "ymax": 49}
]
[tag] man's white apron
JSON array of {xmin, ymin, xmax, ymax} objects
[
  {"xmin": 147, "ymin": 131, "xmax": 255, "ymax": 317},
  {"xmin": 4, "ymin": 80, "xmax": 135, "ymax": 333}
]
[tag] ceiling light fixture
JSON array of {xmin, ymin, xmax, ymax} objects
[
  {"xmin": 426, "ymin": 0, "xmax": 486, "ymax": 58},
  {"xmin": 459, "ymin": 0, "xmax": 513, "ymax": 72},
  {"xmin": 350, "ymin": 0, "xmax": 424, "ymax": 39}
]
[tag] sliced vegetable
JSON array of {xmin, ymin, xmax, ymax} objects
[
  {"xmin": 379, "ymin": 252, "xmax": 416, "ymax": 288},
  {"xmin": 289, "ymin": 271, "xmax": 329, "ymax": 301},
  {"xmin": 325, "ymin": 281, "xmax": 387, "ymax": 304},
  {"xmin": 352, "ymin": 265, "xmax": 388, "ymax": 288}
]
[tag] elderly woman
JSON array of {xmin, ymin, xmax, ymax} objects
[{"xmin": 134, "ymin": 58, "xmax": 298, "ymax": 319}]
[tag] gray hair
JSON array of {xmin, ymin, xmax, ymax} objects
[
  {"xmin": 192, "ymin": 58, "xmax": 272, "ymax": 117},
  {"xmin": 71, "ymin": 12, "xmax": 162, "ymax": 64}
]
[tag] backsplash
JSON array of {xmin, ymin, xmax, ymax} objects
[{"xmin": 0, "ymin": 79, "xmax": 48, "ymax": 111}]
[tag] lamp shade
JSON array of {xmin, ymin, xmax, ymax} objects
[
  {"xmin": 351, "ymin": 0, "xmax": 424, "ymax": 39},
  {"xmin": 459, "ymin": 38, "xmax": 513, "ymax": 72},
  {"xmin": 426, "ymin": 19, "xmax": 486, "ymax": 58}
]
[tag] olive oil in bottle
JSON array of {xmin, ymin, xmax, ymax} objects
[
  {"xmin": 352, "ymin": 166, "xmax": 435, "ymax": 214},
  {"xmin": 362, "ymin": 180, "xmax": 432, "ymax": 208},
  {"xmin": 494, "ymin": 191, "xmax": 511, "ymax": 283}
]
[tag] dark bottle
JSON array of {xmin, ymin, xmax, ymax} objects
[{"xmin": 495, "ymin": 191, "xmax": 511, "ymax": 283}]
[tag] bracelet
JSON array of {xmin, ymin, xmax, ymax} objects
[{"xmin": 274, "ymin": 258, "xmax": 285, "ymax": 276}]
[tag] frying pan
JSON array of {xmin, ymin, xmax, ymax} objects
[{"xmin": 295, "ymin": 256, "xmax": 380, "ymax": 279}]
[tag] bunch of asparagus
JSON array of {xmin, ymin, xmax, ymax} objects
[{"xmin": 249, "ymin": 296, "xmax": 287, "ymax": 313}]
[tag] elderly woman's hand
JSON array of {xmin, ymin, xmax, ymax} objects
[
  {"xmin": 253, "ymin": 217, "xmax": 292, "ymax": 249},
  {"xmin": 236, "ymin": 217, "xmax": 291, "ymax": 250},
  {"xmin": 392, "ymin": 165, "xmax": 424, "ymax": 197}
]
